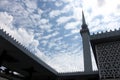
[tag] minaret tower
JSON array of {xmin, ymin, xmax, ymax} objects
[{"xmin": 80, "ymin": 11, "xmax": 92, "ymax": 72}]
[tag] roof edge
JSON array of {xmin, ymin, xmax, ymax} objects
[{"xmin": 0, "ymin": 27, "xmax": 58, "ymax": 75}]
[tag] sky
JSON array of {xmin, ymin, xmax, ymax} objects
[{"xmin": 0, "ymin": 0, "xmax": 120, "ymax": 73}]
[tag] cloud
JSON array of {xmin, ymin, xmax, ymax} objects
[
  {"xmin": 41, "ymin": 40, "xmax": 48, "ymax": 46},
  {"xmin": 38, "ymin": 8, "xmax": 43, "ymax": 14},
  {"xmin": 19, "ymin": 0, "xmax": 38, "ymax": 13},
  {"xmin": 71, "ymin": 29, "xmax": 79, "ymax": 34},
  {"xmin": 55, "ymin": 1, "xmax": 63, "ymax": 7},
  {"xmin": 23, "ymin": 0, "xmax": 37, "ymax": 9},
  {"xmin": 49, "ymin": 3, "xmax": 73, "ymax": 18},
  {"xmin": 72, "ymin": 35, "xmax": 79, "ymax": 40},
  {"xmin": 40, "ymin": 18, "xmax": 49, "ymax": 24},
  {"xmin": 38, "ymin": 18, "xmax": 52, "ymax": 30},
  {"xmin": 61, "ymin": 4, "xmax": 72, "ymax": 13},
  {"xmin": 56, "ymin": 16, "xmax": 73, "ymax": 25},
  {"xmin": 49, "ymin": 10, "xmax": 61, "ymax": 18},
  {"xmin": 0, "ymin": 12, "xmax": 45, "ymax": 59},
  {"xmin": 81, "ymin": 0, "xmax": 120, "ymax": 34},
  {"xmin": 48, "ymin": 52, "xmax": 84, "ymax": 72},
  {"xmin": 42, "ymin": 31, "xmax": 59, "ymax": 39},
  {"xmin": 61, "ymin": 0, "xmax": 74, "ymax": 3},
  {"xmin": 46, "ymin": 45, "xmax": 84, "ymax": 72},
  {"xmin": 64, "ymin": 21, "xmax": 80, "ymax": 30},
  {"xmin": 97, "ymin": 0, "xmax": 106, "ymax": 7},
  {"xmin": 0, "ymin": 12, "xmax": 13, "ymax": 27}
]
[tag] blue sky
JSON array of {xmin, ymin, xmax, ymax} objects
[{"xmin": 0, "ymin": 0, "xmax": 120, "ymax": 72}]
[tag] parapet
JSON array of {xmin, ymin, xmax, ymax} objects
[{"xmin": 90, "ymin": 28, "xmax": 120, "ymax": 43}]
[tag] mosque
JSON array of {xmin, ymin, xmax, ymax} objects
[{"xmin": 0, "ymin": 11, "xmax": 120, "ymax": 80}]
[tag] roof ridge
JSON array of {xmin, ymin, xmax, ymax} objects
[
  {"xmin": 0, "ymin": 28, "xmax": 31, "ymax": 53},
  {"xmin": 90, "ymin": 28, "xmax": 120, "ymax": 40},
  {"xmin": 91, "ymin": 28, "xmax": 120, "ymax": 36}
]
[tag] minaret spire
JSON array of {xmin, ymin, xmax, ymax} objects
[
  {"xmin": 82, "ymin": 11, "xmax": 86, "ymax": 25},
  {"xmin": 80, "ymin": 10, "xmax": 92, "ymax": 72},
  {"xmin": 81, "ymin": 11, "xmax": 88, "ymax": 29}
]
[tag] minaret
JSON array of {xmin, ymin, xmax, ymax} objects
[{"xmin": 80, "ymin": 11, "xmax": 92, "ymax": 72}]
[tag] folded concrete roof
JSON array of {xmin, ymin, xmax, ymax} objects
[{"xmin": 0, "ymin": 28, "xmax": 58, "ymax": 80}]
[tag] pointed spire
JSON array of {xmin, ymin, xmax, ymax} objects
[
  {"xmin": 82, "ymin": 10, "xmax": 86, "ymax": 25},
  {"xmin": 81, "ymin": 10, "xmax": 88, "ymax": 29}
]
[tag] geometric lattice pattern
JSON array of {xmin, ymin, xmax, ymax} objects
[{"xmin": 95, "ymin": 41, "xmax": 120, "ymax": 79}]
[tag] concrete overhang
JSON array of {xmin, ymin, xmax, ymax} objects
[{"xmin": 58, "ymin": 71, "xmax": 99, "ymax": 79}]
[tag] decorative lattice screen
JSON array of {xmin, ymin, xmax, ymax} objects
[{"xmin": 95, "ymin": 41, "xmax": 120, "ymax": 79}]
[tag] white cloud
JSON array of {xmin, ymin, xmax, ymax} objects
[
  {"xmin": 56, "ymin": 16, "xmax": 73, "ymax": 25},
  {"xmin": 42, "ymin": 31, "xmax": 59, "ymax": 39},
  {"xmin": 97, "ymin": 0, "xmax": 106, "ymax": 7},
  {"xmin": 61, "ymin": 4, "xmax": 72, "ymax": 13},
  {"xmin": 61, "ymin": 0, "xmax": 74, "ymax": 3},
  {"xmin": 22, "ymin": 0, "xmax": 37, "ymax": 13},
  {"xmin": 72, "ymin": 7, "xmax": 82, "ymax": 21},
  {"xmin": 14, "ymin": 28, "xmax": 35, "ymax": 46},
  {"xmin": 48, "ymin": 41, "xmax": 56, "ymax": 49},
  {"xmin": 71, "ymin": 29, "xmax": 79, "ymax": 34},
  {"xmin": 53, "ymin": 37, "xmax": 63, "ymax": 42},
  {"xmin": 39, "ymin": 24, "xmax": 52, "ymax": 30},
  {"xmin": 0, "ymin": 0, "xmax": 44, "ymax": 29},
  {"xmin": 47, "ymin": 48, "xmax": 84, "ymax": 72},
  {"xmin": 40, "ymin": 18, "xmax": 49, "ymax": 24},
  {"xmin": 49, "ymin": 10, "xmax": 61, "ymax": 18},
  {"xmin": 49, "ymin": 3, "xmax": 73, "ymax": 18},
  {"xmin": 55, "ymin": 1, "xmax": 63, "ymax": 7},
  {"xmin": 38, "ymin": 18, "xmax": 52, "ymax": 30},
  {"xmin": 41, "ymin": 40, "xmax": 48, "ymax": 46},
  {"xmin": 38, "ymin": 8, "xmax": 43, "ymax": 14},
  {"xmin": 106, "ymin": 21, "xmax": 120, "ymax": 30},
  {"xmin": 23, "ymin": 0, "xmax": 37, "ymax": 9},
  {"xmin": 0, "ymin": 0, "xmax": 11, "ymax": 8},
  {"xmin": 0, "ymin": 12, "xmax": 13, "ymax": 26},
  {"xmin": 0, "ymin": 12, "xmax": 45, "ymax": 59},
  {"xmin": 81, "ymin": 0, "xmax": 120, "ymax": 34},
  {"xmin": 55, "ymin": 0, "xmax": 82, "ymax": 21},
  {"xmin": 64, "ymin": 33, "xmax": 73, "ymax": 37},
  {"xmin": 64, "ymin": 21, "xmax": 80, "ymax": 30}
]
